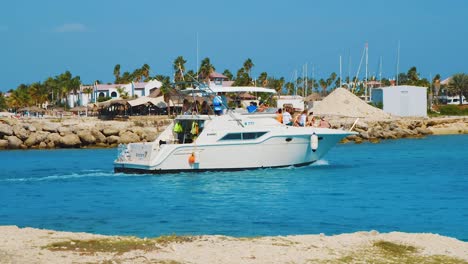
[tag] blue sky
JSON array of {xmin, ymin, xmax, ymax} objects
[{"xmin": 1, "ymin": 0, "xmax": 467, "ymax": 91}]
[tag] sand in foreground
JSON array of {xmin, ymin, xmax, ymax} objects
[{"xmin": 1, "ymin": 226, "xmax": 467, "ymax": 264}]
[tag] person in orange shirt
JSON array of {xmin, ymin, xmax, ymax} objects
[{"xmin": 276, "ymin": 108, "xmax": 283, "ymax": 123}]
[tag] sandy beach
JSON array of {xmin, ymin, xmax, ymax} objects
[{"xmin": 0, "ymin": 226, "xmax": 467, "ymax": 264}]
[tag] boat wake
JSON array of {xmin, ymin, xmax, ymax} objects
[
  {"xmin": 311, "ymin": 159, "xmax": 329, "ymax": 166},
  {"xmin": 2, "ymin": 170, "xmax": 118, "ymax": 182}
]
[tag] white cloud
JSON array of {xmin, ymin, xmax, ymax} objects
[{"xmin": 54, "ymin": 23, "xmax": 87, "ymax": 33}]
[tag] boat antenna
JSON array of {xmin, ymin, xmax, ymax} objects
[{"xmin": 196, "ymin": 32, "xmax": 199, "ymax": 82}]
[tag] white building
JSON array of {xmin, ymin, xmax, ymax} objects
[
  {"xmin": 68, "ymin": 80, "xmax": 162, "ymax": 107},
  {"xmin": 371, "ymin": 85, "xmax": 427, "ymax": 117},
  {"xmin": 276, "ymin": 95, "xmax": 304, "ymax": 111}
]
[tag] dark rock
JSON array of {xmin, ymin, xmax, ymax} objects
[
  {"xmin": 102, "ymin": 128, "xmax": 120, "ymax": 136},
  {"xmin": 59, "ymin": 134, "xmax": 81, "ymax": 147},
  {"xmin": 119, "ymin": 131, "xmax": 140, "ymax": 144},
  {"xmin": 0, "ymin": 139, "xmax": 8, "ymax": 149},
  {"xmin": 47, "ymin": 133, "xmax": 62, "ymax": 145},
  {"xmin": 77, "ymin": 130, "xmax": 96, "ymax": 145},
  {"xmin": 0, "ymin": 124, "xmax": 13, "ymax": 137},
  {"xmin": 416, "ymin": 127, "xmax": 433, "ymax": 135},
  {"xmin": 106, "ymin": 135, "xmax": 120, "ymax": 144},
  {"xmin": 91, "ymin": 129, "xmax": 106, "ymax": 143},
  {"xmin": 24, "ymin": 131, "xmax": 49, "ymax": 147},
  {"xmin": 7, "ymin": 136, "xmax": 23, "ymax": 149},
  {"xmin": 13, "ymin": 125, "xmax": 30, "ymax": 140}
]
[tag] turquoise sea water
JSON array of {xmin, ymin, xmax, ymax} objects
[{"xmin": 0, "ymin": 135, "xmax": 467, "ymax": 240}]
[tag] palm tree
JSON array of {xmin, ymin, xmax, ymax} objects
[
  {"xmin": 243, "ymin": 58, "xmax": 254, "ymax": 76},
  {"xmin": 141, "ymin": 64, "xmax": 150, "ymax": 81},
  {"xmin": 326, "ymin": 72, "xmax": 337, "ymax": 89},
  {"xmin": 173, "ymin": 56, "xmax": 187, "ymax": 88},
  {"xmin": 113, "ymin": 64, "xmax": 121, "ymax": 83},
  {"xmin": 257, "ymin": 72, "xmax": 268, "ymax": 86},
  {"xmin": 319, "ymin": 79, "xmax": 328, "ymax": 96},
  {"xmin": 285, "ymin": 82, "xmax": 295, "ymax": 95},
  {"xmin": 132, "ymin": 69, "xmax": 143, "ymax": 82},
  {"xmin": 199, "ymin": 58, "xmax": 215, "ymax": 83},
  {"xmin": 447, "ymin": 73, "xmax": 468, "ymax": 105},
  {"xmin": 155, "ymin": 75, "xmax": 172, "ymax": 115},
  {"xmin": 433, "ymin": 74, "xmax": 441, "ymax": 104},
  {"xmin": 243, "ymin": 58, "xmax": 254, "ymax": 85},
  {"xmin": 116, "ymin": 86, "xmax": 129, "ymax": 99},
  {"xmin": 222, "ymin": 69, "xmax": 233, "ymax": 80},
  {"xmin": 407, "ymin": 66, "xmax": 419, "ymax": 85},
  {"xmin": 83, "ymin": 87, "xmax": 93, "ymax": 104}
]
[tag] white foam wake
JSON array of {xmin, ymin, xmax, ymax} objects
[{"xmin": 2, "ymin": 171, "xmax": 117, "ymax": 182}]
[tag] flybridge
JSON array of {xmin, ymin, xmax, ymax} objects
[{"xmin": 180, "ymin": 86, "xmax": 277, "ymax": 94}]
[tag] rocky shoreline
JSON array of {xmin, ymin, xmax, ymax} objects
[
  {"xmin": 0, "ymin": 116, "xmax": 170, "ymax": 150},
  {"xmin": 0, "ymin": 116, "xmax": 467, "ymax": 150},
  {"xmin": 329, "ymin": 116, "xmax": 468, "ymax": 144}
]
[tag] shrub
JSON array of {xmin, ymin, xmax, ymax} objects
[{"xmin": 438, "ymin": 105, "xmax": 468, "ymax": 115}]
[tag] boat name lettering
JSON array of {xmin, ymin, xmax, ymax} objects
[
  {"xmin": 207, "ymin": 133, "xmax": 217, "ymax": 136},
  {"xmin": 244, "ymin": 121, "xmax": 255, "ymax": 126},
  {"xmin": 136, "ymin": 152, "xmax": 147, "ymax": 158}
]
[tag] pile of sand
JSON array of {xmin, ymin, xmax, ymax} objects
[{"xmin": 312, "ymin": 88, "xmax": 391, "ymax": 119}]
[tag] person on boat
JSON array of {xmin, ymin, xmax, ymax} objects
[
  {"xmin": 182, "ymin": 99, "xmax": 191, "ymax": 115},
  {"xmin": 247, "ymin": 102, "xmax": 257, "ymax": 113},
  {"xmin": 298, "ymin": 110, "xmax": 308, "ymax": 127},
  {"xmin": 213, "ymin": 93, "xmax": 223, "ymax": 115},
  {"xmin": 276, "ymin": 108, "xmax": 283, "ymax": 123},
  {"xmin": 201, "ymin": 101, "xmax": 209, "ymax": 115},
  {"xmin": 306, "ymin": 112, "xmax": 315, "ymax": 126},
  {"xmin": 257, "ymin": 101, "xmax": 268, "ymax": 112},
  {"xmin": 282, "ymin": 107, "xmax": 292, "ymax": 126},
  {"xmin": 319, "ymin": 116, "xmax": 331, "ymax": 128}
]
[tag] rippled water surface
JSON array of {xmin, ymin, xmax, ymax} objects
[{"xmin": 0, "ymin": 135, "xmax": 467, "ymax": 240}]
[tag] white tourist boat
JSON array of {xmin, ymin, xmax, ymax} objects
[{"xmin": 114, "ymin": 86, "xmax": 355, "ymax": 174}]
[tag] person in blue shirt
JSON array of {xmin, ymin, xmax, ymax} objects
[
  {"xmin": 213, "ymin": 93, "xmax": 223, "ymax": 115},
  {"xmin": 246, "ymin": 102, "xmax": 257, "ymax": 113}
]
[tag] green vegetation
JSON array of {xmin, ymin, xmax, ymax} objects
[
  {"xmin": 44, "ymin": 234, "xmax": 195, "ymax": 254},
  {"xmin": 429, "ymin": 105, "xmax": 468, "ymax": 116},
  {"xmin": 439, "ymin": 105, "xmax": 468, "ymax": 115},
  {"xmin": 97, "ymin": 96, "xmax": 112, "ymax": 102},
  {"xmin": 311, "ymin": 240, "xmax": 468, "ymax": 264}
]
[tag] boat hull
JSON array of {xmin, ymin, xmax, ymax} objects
[
  {"xmin": 114, "ymin": 132, "xmax": 347, "ymax": 174},
  {"xmin": 114, "ymin": 161, "xmax": 315, "ymax": 174}
]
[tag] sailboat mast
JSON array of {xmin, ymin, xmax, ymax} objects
[
  {"xmin": 305, "ymin": 63, "xmax": 308, "ymax": 97},
  {"xmin": 396, "ymin": 40, "xmax": 400, "ymax": 85},
  {"xmin": 365, "ymin": 42, "xmax": 368, "ymax": 101},
  {"xmin": 379, "ymin": 56, "xmax": 383, "ymax": 84},
  {"xmin": 339, "ymin": 55, "xmax": 342, "ymax": 88},
  {"xmin": 295, "ymin": 70, "xmax": 298, "ymax": 96}
]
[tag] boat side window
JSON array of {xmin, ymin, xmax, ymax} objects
[
  {"xmin": 220, "ymin": 132, "xmax": 267, "ymax": 141},
  {"xmin": 242, "ymin": 132, "xmax": 267, "ymax": 140},
  {"xmin": 220, "ymin": 133, "xmax": 242, "ymax": 140}
]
